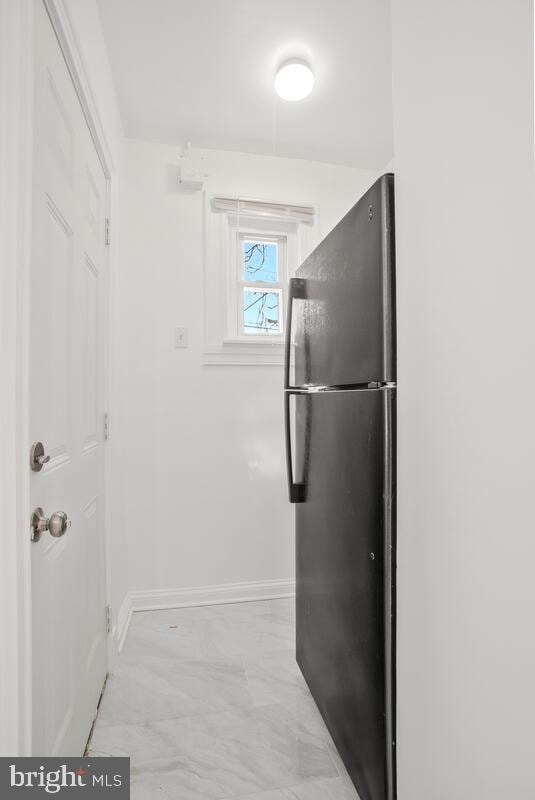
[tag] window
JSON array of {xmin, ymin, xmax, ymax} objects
[
  {"xmin": 203, "ymin": 195, "xmax": 317, "ymax": 365},
  {"xmin": 234, "ymin": 233, "xmax": 287, "ymax": 338}
]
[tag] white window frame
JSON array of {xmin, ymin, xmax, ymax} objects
[
  {"xmin": 203, "ymin": 194, "xmax": 319, "ymax": 366},
  {"xmin": 227, "ymin": 229, "xmax": 288, "ymax": 342}
]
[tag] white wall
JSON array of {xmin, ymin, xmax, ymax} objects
[
  {"xmin": 392, "ymin": 1, "xmax": 535, "ymax": 798},
  {"xmin": 114, "ymin": 141, "xmax": 378, "ymax": 597},
  {"xmin": 62, "ymin": 0, "xmax": 123, "ymax": 152}
]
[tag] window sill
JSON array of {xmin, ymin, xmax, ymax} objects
[
  {"xmin": 203, "ymin": 339, "xmax": 289, "ymax": 367},
  {"xmin": 222, "ymin": 336, "xmax": 285, "ymax": 346}
]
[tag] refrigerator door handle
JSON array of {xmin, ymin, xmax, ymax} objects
[
  {"xmin": 284, "ymin": 391, "xmax": 305, "ymax": 503},
  {"xmin": 284, "ymin": 277, "xmax": 306, "ymax": 390}
]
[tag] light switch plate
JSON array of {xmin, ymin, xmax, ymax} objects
[{"xmin": 174, "ymin": 327, "xmax": 188, "ymax": 348}]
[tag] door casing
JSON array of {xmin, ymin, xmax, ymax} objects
[{"xmin": 0, "ymin": 0, "xmax": 116, "ymax": 756}]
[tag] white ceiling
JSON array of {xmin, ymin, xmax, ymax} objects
[{"xmin": 97, "ymin": 0, "xmax": 393, "ymax": 169}]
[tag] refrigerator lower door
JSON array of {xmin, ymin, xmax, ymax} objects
[{"xmin": 295, "ymin": 387, "xmax": 396, "ymax": 800}]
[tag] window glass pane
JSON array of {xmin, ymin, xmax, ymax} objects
[
  {"xmin": 243, "ymin": 288, "xmax": 281, "ymax": 335},
  {"xmin": 242, "ymin": 240, "xmax": 278, "ymax": 282}
]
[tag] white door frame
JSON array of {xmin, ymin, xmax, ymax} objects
[{"xmin": 0, "ymin": 0, "xmax": 116, "ymax": 756}]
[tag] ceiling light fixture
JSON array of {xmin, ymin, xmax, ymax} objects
[{"xmin": 274, "ymin": 59, "xmax": 315, "ymax": 102}]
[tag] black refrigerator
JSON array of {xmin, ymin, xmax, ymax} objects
[{"xmin": 284, "ymin": 174, "xmax": 396, "ymax": 800}]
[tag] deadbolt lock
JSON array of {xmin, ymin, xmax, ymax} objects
[{"xmin": 30, "ymin": 441, "xmax": 51, "ymax": 472}]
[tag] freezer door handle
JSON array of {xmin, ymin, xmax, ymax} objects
[
  {"xmin": 284, "ymin": 391, "xmax": 305, "ymax": 503},
  {"xmin": 284, "ymin": 277, "xmax": 306, "ymax": 390}
]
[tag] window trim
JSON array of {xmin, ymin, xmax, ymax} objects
[
  {"xmin": 228, "ymin": 230, "xmax": 288, "ymax": 342},
  {"xmin": 203, "ymin": 192, "xmax": 319, "ymax": 366}
]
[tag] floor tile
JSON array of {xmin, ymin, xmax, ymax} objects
[
  {"xmin": 231, "ymin": 774, "xmax": 360, "ymax": 799},
  {"xmin": 91, "ymin": 697, "xmax": 338, "ymax": 796},
  {"xmin": 126, "ymin": 599, "xmax": 295, "ymax": 663},
  {"xmin": 97, "ymin": 655, "xmax": 253, "ymax": 726},
  {"xmin": 242, "ymin": 649, "xmax": 310, "ymax": 707},
  {"xmin": 89, "ymin": 599, "xmax": 360, "ymax": 800},
  {"xmin": 129, "ymin": 774, "xmax": 360, "ymax": 800}
]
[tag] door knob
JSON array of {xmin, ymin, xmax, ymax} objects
[
  {"xmin": 30, "ymin": 441, "xmax": 51, "ymax": 472},
  {"xmin": 31, "ymin": 507, "xmax": 71, "ymax": 542}
]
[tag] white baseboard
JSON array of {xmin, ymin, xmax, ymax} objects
[{"xmin": 114, "ymin": 578, "xmax": 295, "ymax": 656}]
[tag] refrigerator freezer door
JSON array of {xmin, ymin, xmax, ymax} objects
[
  {"xmin": 291, "ymin": 174, "xmax": 395, "ymax": 389},
  {"xmin": 295, "ymin": 387, "xmax": 396, "ymax": 800}
]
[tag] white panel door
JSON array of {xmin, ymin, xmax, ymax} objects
[{"xmin": 30, "ymin": 0, "xmax": 108, "ymax": 756}]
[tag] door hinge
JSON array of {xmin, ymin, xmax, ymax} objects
[
  {"xmin": 106, "ymin": 604, "xmax": 112, "ymax": 634},
  {"xmin": 105, "ymin": 217, "xmax": 111, "ymax": 246},
  {"xmin": 103, "ymin": 412, "xmax": 109, "ymax": 441}
]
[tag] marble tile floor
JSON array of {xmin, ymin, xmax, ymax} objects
[{"xmin": 88, "ymin": 598, "xmax": 360, "ymax": 800}]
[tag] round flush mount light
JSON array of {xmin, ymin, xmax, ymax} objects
[{"xmin": 274, "ymin": 59, "xmax": 315, "ymax": 101}]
